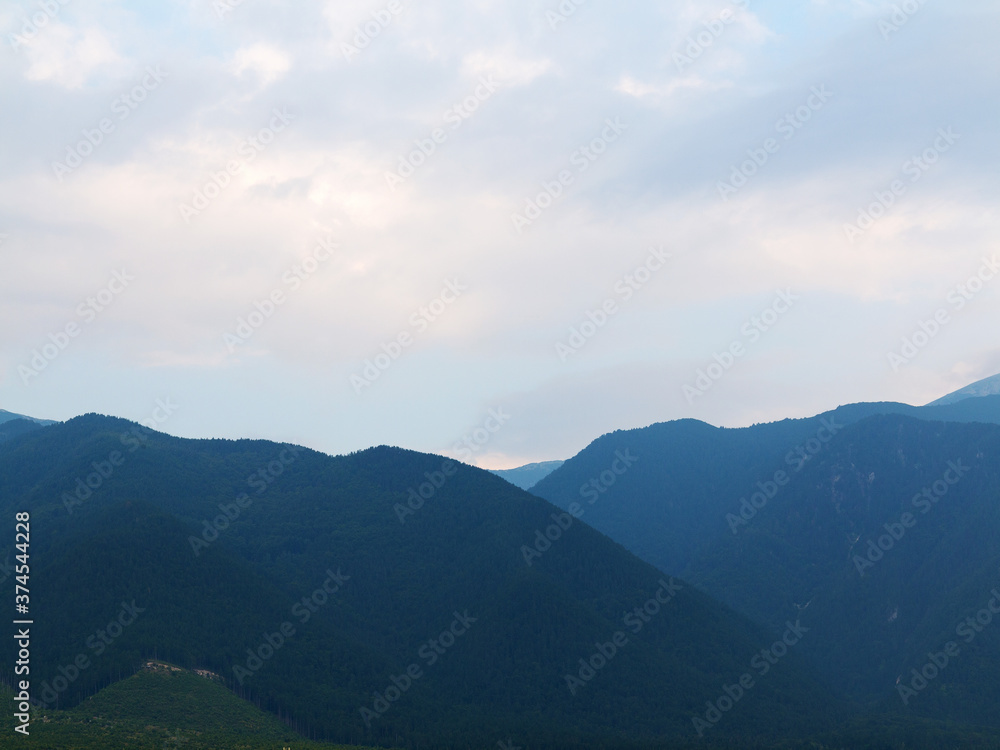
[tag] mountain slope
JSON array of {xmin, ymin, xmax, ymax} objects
[
  {"xmin": 532, "ymin": 397, "xmax": 1000, "ymax": 577},
  {"xmin": 0, "ymin": 414, "xmax": 846, "ymax": 748},
  {"xmin": 532, "ymin": 410, "xmax": 1000, "ymax": 726},
  {"xmin": 0, "ymin": 418, "xmax": 45, "ymax": 445}
]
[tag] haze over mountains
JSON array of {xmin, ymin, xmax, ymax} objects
[
  {"xmin": 489, "ymin": 460, "xmax": 565, "ymax": 490},
  {"xmin": 489, "ymin": 376, "xmax": 1000, "ymax": 490},
  {"xmin": 3, "ymin": 374, "xmax": 1000, "ymax": 747}
]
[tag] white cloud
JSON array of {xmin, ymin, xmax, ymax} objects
[
  {"xmin": 1, "ymin": 0, "xmax": 998, "ymax": 462},
  {"xmin": 21, "ymin": 25, "xmax": 124, "ymax": 88},
  {"xmin": 461, "ymin": 49, "xmax": 551, "ymax": 87},
  {"xmin": 226, "ymin": 43, "xmax": 292, "ymax": 88}
]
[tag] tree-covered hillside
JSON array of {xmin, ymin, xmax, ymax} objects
[
  {"xmin": 533, "ymin": 406, "xmax": 1000, "ymax": 728},
  {"xmin": 0, "ymin": 415, "xmax": 844, "ymax": 748}
]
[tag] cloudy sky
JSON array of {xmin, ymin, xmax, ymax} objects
[{"xmin": 1, "ymin": 0, "xmax": 998, "ymax": 468}]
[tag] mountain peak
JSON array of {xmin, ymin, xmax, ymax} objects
[{"xmin": 926, "ymin": 372, "xmax": 1000, "ymax": 406}]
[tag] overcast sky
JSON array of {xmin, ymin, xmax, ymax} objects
[{"xmin": 1, "ymin": 0, "xmax": 998, "ymax": 468}]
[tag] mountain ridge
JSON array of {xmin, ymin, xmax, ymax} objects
[{"xmin": 531, "ymin": 409, "xmax": 1000, "ymax": 729}]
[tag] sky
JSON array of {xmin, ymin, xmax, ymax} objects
[{"xmin": 1, "ymin": 0, "xmax": 998, "ymax": 469}]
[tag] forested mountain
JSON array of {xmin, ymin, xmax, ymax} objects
[
  {"xmin": 5, "ymin": 390, "xmax": 1000, "ymax": 747},
  {"xmin": 532, "ymin": 394, "xmax": 1000, "ymax": 577},
  {"xmin": 0, "ymin": 417, "xmax": 46, "ymax": 445},
  {"xmin": 532, "ymin": 395, "xmax": 1000, "ymax": 728},
  {"xmin": 0, "ymin": 415, "xmax": 845, "ymax": 748}
]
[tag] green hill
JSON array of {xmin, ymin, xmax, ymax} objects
[{"xmin": 1, "ymin": 661, "xmax": 377, "ymax": 749}]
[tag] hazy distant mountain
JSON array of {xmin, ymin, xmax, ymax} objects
[
  {"xmin": 490, "ymin": 460, "xmax": 564, "ymax": 490},
  {"xmin": 0, "ymin": 408, "xmax": 56, "ymax": 426},
  {"xmin": 532, "ymin": 407, "xmax": 1000, "ymax": 728},
  {"xmin": 927, "ymin": 373, "xmax": 1000, "ymax": 406}
]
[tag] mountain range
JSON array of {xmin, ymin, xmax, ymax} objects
[
  {"xmin": 2, "ymin": 374, "xmax": 1000, "ymax": 747},
  {"xmin": 531, "ymin": 384, "xmax": 1000, "ymax": 730}
]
